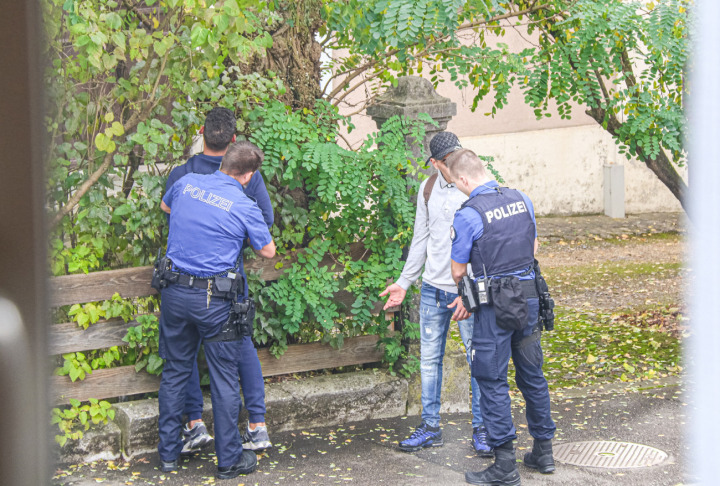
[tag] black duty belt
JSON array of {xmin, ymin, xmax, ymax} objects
[{"xmin": 175, "ymin": 273, "xmax": 214, "ymax": 290}]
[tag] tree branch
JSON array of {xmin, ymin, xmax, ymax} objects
[
  {"xmin": 122, "ymin": 0, "xmax": 154, "ymax": 30},
  {"xmin": 50, "ymin": 108, "xmax": 147, "ymax": 229},
  {"xmin": 585, "ymin": 104, "xmax": 687, "ymax": 212},
  {"xmin": 332, "ymin": 69, "xmax": 385, "ymax": 107},
  {"xmin": 325, "ymin": 3, "xmax": 552, "ymax": 104},
  {"xmin": 50, "ymin": 152, "xmax": 114, "ymax": 228}
]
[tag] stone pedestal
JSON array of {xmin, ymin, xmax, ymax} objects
[{"xmin": 367, "ymin": 76, "xmax": 457, "ymax": 177}]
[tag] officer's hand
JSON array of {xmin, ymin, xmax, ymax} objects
[
  {"xmin": 448, "ymin": 296, "xmax": 471, "ymax": 322},
  {"xmin": 380, "ymin": 283, "xmax": 406, "ymax": 310}
]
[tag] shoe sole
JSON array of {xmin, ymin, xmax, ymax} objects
[
  {"xmin": 476, "ymin": 449, "xmax": 494, "ymax": 458},
  {"xmin": 524, "ymin": 461, "xmax": 555, "ymax": 474},
  {"xmin": 398, "ymin": 438, "xmax": 444, "ymax": 452},
  {"xmin": 216, "ymin": 458, "xmax": 257, "ymax": 479},
  {"xmin": 464, "ymin": 473, "xmax": 521, "ymax": 486},
  {"xmin": 216, "ymin": 464, "xmax": 257, "ymax": 480}
]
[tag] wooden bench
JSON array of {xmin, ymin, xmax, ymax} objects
[{"xmin": 50, "ymin": 244, "xmax": 399, "ymax": 405}]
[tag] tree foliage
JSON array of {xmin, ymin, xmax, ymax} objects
[
  {"xmin": 322, "ymin": 0, "xmax": 690, "ymax": 209},
  {"xmin": 45, "ymin": 0, "xmax": 425, "ymax": 389},
  {"xmin": 45, "ymin": 0, "xmax": 279, "ymax": 271},
  {"xmin": 247, "ymin": 102, "xmax": 427, "ymax": 355}
]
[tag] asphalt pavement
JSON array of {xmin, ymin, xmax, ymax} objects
[{"xmin": 52, "ymin": 379, "xmax": 689, "ymax": 486}]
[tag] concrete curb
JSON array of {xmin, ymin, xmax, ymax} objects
[{"xmin": 56, "ymin": 341, "xmax": 472, "ymax": 464}]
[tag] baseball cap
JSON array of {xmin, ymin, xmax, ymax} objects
[{"xmin": 426, "ymin": 132, "xmax": 462, "ymax": 163}]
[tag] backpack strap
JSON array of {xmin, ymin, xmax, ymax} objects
[{"xmin": 423, "ymin": 172, "xmax": 438, "ymax": 209}]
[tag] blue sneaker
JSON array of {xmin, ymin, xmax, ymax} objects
[
  {"xmin": 398, "ymin": 422, "xmax": 443, "ymax": 452},
  {"xmin": 472, "ymin": 426, "xmax": 494, "ymax": 457}
]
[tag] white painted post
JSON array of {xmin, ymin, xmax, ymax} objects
[{"xmin": 603, "ymin": 164, "xmax": 625, "ymax": 218}]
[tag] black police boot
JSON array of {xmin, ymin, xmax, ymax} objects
[
  {"xmin": 216, "ymin": 451, "xmax": 257, "ymax": 479},
  {"xmin": 465, "ymin": 440, "xmax": 521, "ymax": 486},
  {"xmin": 523, "ymin": 438, "xmax": 555, "ymax": 474}
]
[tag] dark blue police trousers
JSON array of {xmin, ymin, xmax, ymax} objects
[
  {"xmin": 471, "ymin": 298, "xmax": 556, "ymax": 448},
  {"xmin": 157, "ymin": 284, "xmax": 248, "ymax": 468}
]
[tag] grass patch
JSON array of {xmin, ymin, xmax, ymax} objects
[{"xmin": 509, "ymin": 307, "xmax": 683, "ymax": 391}]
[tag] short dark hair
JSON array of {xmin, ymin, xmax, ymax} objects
[
  {"xmin": 221, "ymin": 141, "xmax": 264, "ymax": 177},
  {"xmin": 203, "ymin": 107, "xmax": 236, "ymax": 151}
]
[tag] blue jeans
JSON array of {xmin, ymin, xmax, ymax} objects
[{"xmin": 420, "ymin": 282, "xmax": 483, "ymax": 428}]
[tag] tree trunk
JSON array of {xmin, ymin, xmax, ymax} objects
[{"xmin": 242, "ymin": 0, "xmax": 323, "ymax": 111}]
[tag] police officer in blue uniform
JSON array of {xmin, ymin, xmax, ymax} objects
[
  {"xmin": 157, "ymin": 141, "xmax": 276, "ymax": 480},
  {"xmin": 165, "ymin": 107, "xmax": 274, "ymax": 454},
  {"xmin": 446, "ymin": 149, "xmax": 556, "ymax": 486}
]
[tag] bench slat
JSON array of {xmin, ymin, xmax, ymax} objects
[
  {"xmin": 49, "ymin": 243, "xmax": 372, "ymax": 307},
  {"xmin": 52, "ymin": 335, "xmax": 384, "ymax": 405},
  {"xmin": 49, "ymin": 315, "xmax": 160, "ymax": 355},
  {"xmin": 50, "ymin": 267, "xmax": 156, "ymax": 307},
  {"xmin": 49, "ymin": 292, "xmax": 388, "ymax": 356}
]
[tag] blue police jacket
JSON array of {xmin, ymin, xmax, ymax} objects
[
  {"xmin": 451, "ymin": 181, "xmax": 537, "ymax": 280},
  {"xmin": 162, "ymin": 171, "xmax": 273, "ymax": 281},
  {"xmin": 166, "ymin": 153, "xmax": 274, "ymax": 228}
]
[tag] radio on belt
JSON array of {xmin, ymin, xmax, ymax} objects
[{"xmin": 476, "ymin": 277, "xmax": 489, "ymax": 305}]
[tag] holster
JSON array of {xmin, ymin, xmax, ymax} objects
[
  {"xmin": 458, "ymin": 276, "xmax": 480, "ymax": 312},
  {"xmin": 533, "ymin": 259, "xmax": 555, "ymax": 331},
  {"xmin": 151, "ymin": 250, "xmax": 173, "ymax": 291},
  {"xmin": 204, "ymin": 298, "xmax": 256, "ymax": 343}
]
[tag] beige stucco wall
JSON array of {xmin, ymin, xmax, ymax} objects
[
  {"xmin": 337, "ymin": 73, "xmax": 685, "ymax": 216},
  {"xmin": 458, "ymin": 124, "xmax": 685, "ymax": 216}
]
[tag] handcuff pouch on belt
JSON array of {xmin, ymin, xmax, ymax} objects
[
  {"xmin": 204, "ymin": 298, "xmax": 256, "ymax": 343},
  {"xmin": 211, "ymin": 275, "xmax": 238, "ymax": 300}
]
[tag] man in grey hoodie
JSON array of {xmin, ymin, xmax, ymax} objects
[{"xmin": 380, "ymin": 132, "xmax": 491, "ymax": 456}]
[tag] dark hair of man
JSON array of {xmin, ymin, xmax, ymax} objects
[
  {"xmin": 221, "ymin": 141, "xmax": 264, "ymax": 177},
  {"xmin": 203, "ymin": 107, "xmax": 236, "ymax": 151},
  {"xmin": 445, "ymin": 148, "xmax": 486, "ymax": 180}
]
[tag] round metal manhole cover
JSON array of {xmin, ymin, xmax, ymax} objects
[{"xmin": 554, "ymin": 441, "xmax": 669, "ymax": 468}]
